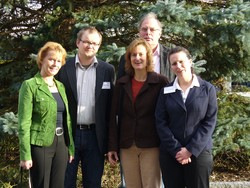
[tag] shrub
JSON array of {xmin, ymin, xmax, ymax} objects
[
  {"xmin": 213, "ymin": 91, "xmax": 250, "ymax": 169},
  {"xmin": 0, "ymin": 112, "xmax": 20, "ymax": 188}
]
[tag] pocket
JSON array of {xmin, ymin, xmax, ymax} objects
[{"xmin": 34, "ymin": 96, "xmax": 50, "ymax": 114}]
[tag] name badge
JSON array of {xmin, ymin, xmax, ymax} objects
[
  {"xmin": 102, "ymin": 82, "xmax": 111, "ymax": 89},
  {"xmin": 164, "ymin": 86, "xmax": 176, "ymax": 94}
]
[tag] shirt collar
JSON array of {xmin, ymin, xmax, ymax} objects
[
  {"xmin": 75, "ymin": 54, "xmax": 98, "ymax": 68},
  {"xmin": 173, "ymin": 74, "xmax": 200, "ymax": 91},
  {"xmin": 153, "ymin": 44, "xmax": 160, "ymax": 56}
]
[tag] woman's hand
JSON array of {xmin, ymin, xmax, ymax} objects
[
  {"xmin": 107, "ymin": 151, "xmax": 119, "ymax": 165},
  {"xmin": 20, "ymin": 160, "xmax": 33, "ymax": 170},
  {"xmin": 175, "ymin": 147, "xmax": 192, "ymax": 165},
  {"xmin": 69, "ymin": 156, "xmax": 74, "ymax": 163}
]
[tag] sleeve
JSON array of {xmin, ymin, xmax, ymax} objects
[
  {"xmin": 18, "ymin": 81, "xmax": 33, "ymax": 161},
  {"xmin": 117, "ymin": 54, "xmax": 126, "ymax": 79},
  {"xmin": 108, "ymin": 82, "xmax": 121, "ymax": 152},
  {"xmin": 155, "ymin": 88, "xmax": 182, "ymax": 157}
]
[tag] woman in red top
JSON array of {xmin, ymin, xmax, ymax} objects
[{"xmin": 108, "ymin": 38, "xmax": 169, "ymax": 188}]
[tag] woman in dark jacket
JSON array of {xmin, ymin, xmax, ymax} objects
[
  {"xmin": 155, "ymin": 46, "xmax": 218, "ymax": 188},
  {"xmin": 108, "ymin": 38, "xmax": 169, "ymax": 188}
]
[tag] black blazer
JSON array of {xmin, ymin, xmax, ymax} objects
[
  {"xmin": 56, "ymin": 56, "xmax": 115, "ymax": 154},
  {"xmin": 117, "ymin": 43, "xmax": 175, "ymax": 81},
  {"xmin": 155, "ymin": 76, "xmax": 218, "ymax": 158}
]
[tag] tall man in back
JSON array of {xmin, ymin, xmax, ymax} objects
[
  {"xmin": 56, "ymin": 26, "xmax": 115, "ymax": 188},
  {"xmin": 117, "ymin": 12, "xmax": 175, "ymax": 81}
]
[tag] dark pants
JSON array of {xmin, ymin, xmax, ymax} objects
[
  {"xmin": 30, "ymin": 134, "xmax": 68, "ymax": 188},
  {"xmin": 160, "ymin": 150, "xmax": 213, "ymax": 188},
  {"xmin": 64, "ymin": 128, "xmax": 104, "ymax": 188}
]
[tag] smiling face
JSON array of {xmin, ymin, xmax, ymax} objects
[
  {"xmin": 40, "ymin": 50, "xmax": 63, "ymax": 77},
  {"xmin": 169, "ymin": 51, "xmax": 192, "ymax": 78},
  {"xmin": 125, "ymin": 38, "xmax": 154, "ymax": 76},
  {"xmin": 76, "ymin": 30, "xmax": 101, "ymax": 59},
  {"xmin": 130, "ymin": 44, "xmax": 148, "ymax": 72}
]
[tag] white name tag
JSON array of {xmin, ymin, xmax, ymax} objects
[
  {"xmin": 164, "ymin": 86, "xmax": 176, "ymax": 94},
  {"xmin": 102, "ymin": 82, "xmax": 111, "ymax": 89}
]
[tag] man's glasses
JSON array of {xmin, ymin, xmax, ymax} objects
[
  {"xmin": 140, "ymin": 27, "xmax": 160, "ymax": 33},
  {"xmin": 80, "ymin": 39, "xmax": 100, "ymax": 47}
]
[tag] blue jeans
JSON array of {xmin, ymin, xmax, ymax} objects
[{"xmin": 64, "ymin": 128, "xmax": 104, "ymax": 188}]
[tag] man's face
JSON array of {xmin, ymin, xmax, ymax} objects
[
  {"xmin": 76, "ymin": 31, "xmax": 101, "ymax": 59},
  {"xmin": 139, "ymin": 18, "xmax": 162, "ymax": 51}
]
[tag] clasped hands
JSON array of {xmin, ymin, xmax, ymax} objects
[{"xmin": 175, "ymin": 147, "xmax": 192, "ymax": 165}]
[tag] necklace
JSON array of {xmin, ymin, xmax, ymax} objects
[
  {"xmin": 47, "ymin": 81, "xmax": 55, "ymax": 87},
  {"xmin": 134, "ymin": 75, "xmax": 147, "ymax": 82}
]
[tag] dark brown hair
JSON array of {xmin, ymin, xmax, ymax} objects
[{"xmin": 168, "ymin": 46, "xmax": 194, "ymax": 73}]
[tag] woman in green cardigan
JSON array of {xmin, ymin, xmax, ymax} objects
[{"xmin": 18, "ymin": 41, "xmax": 74, "ymax": 188}]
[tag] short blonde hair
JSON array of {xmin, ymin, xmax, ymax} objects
[
  {"xmin": 36, "ymin": 41, "xmax": 67, "ymax": 69},
  {"xmin": 77, "ymin": 26, "xmax": 102, "ymax": 45},
  {"xmin": 125, "ymin": 38, "xmax": 154, "ymax": 76}
]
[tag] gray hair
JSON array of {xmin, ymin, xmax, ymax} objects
[{"xmin": 138, "ymin": 12, "xmax": 163, "ymax": 32}]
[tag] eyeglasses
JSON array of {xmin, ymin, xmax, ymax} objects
[
  {"xmin": 80, "ymin": 39, "xmax": 100, "ymax": 47},
  {"xmin": 140, "ymin": 27, "xmax": 160, "ymax": 33}
]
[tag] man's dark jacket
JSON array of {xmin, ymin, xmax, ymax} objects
[{"xmin": 56, "ymin": 56, "xmax": 115, "ymax": 154}]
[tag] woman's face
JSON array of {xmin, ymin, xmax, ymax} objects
[
  {"xmin": 169, "ymin": 51, "xmax": 192, "ymax": 77},
  {"xmin": 130, "ymin": 44, "xmax": 148, "ymax": 71},
  {"xmin": 40, "ymin": 50, "xmax": 63, "ymax": 77}
]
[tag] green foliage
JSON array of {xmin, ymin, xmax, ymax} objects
[
  {"xmin": 0, "ymin": 112, "xmax": 20, "ymax": 187},
  {"xmin": 1, "ymin": 0, "xmax": 250, "ymax": 106},
  {"xmin": 1, "ymin": 0, "xmax": 250, "ymax": 82},
  {"xmin": 98, "ymin": 43, "xmax": 126, "ymax": 69},
  {"xmin": 0, "ymin": 112, "xmax": 18, "ymax": 137},
  {"xmin": 193, "ymin": 59, "xmax": 207, "ymax": 74},
  {"xmin": 71, "ymin": 1, "xmax": 155, "ymax": 47},
  {"xmin": 0, "ymin": 164, "xmax": 21, "ymax": 188},
  {"xmin": 143, "ymin": 0, "xmax": 250, "ymax": 81},
  {"xmin": 213, "ymin": 92, "xmax": 250, "ymax": 167},
  {"xmin": 0, "ymin": 58, "xmax": 38, "ymax": 114},
  {"xmin": 0, "ymin": 0, "xmax": 250, "ymax": 185}
]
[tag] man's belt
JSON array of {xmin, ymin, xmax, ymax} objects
[{"xmin": 77, "ymin": 124, "xmax": 95, "ymax": 130}]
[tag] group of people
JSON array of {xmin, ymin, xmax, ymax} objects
[{"xmin": 18, "ymin": 12, "xmax": 218, "ymax": 188}]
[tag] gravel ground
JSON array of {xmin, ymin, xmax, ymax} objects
[{"xmin": 210, "ymin": 181, "xmax": 250, "ymax": 188}]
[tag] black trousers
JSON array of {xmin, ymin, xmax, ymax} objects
[
  {"xmin": 30, "ymin": 135, "xmax": 68, "ymax": 188},
  {"xmin": 160, "ymin": 150, "xmax": 213, "ymax": 188}
]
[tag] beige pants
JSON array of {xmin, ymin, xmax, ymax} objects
[{"xmin": 120, "ymin": 144, "xmax": 161, "ymax": 188}]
